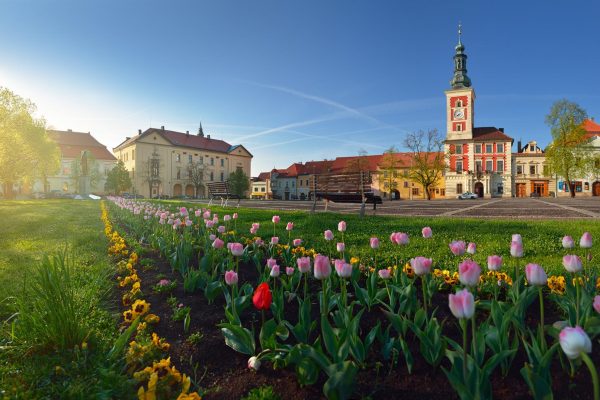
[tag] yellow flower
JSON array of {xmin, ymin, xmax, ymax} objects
[
  {"xmin": 152, "ymin": 333, "xmax": 171, "ymax": 352},
  {"xmin": 350, "ymin": 257, "xmax": 359, "ymax": 265},
  {"xmin": 132, "ymin": 299, "xmax": 151, "ymax": 317},
  {"xmin": 177, "ymin": 393, "xmax": 202, "ymax": 400},
  {"xmin": 145, "ymin": 314, "xmax": 160, "ymax": 324}
]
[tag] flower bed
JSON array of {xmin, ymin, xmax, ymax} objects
[{"xmin": 105, "ymin": 198, "xmax": 600, "ymax": 400}]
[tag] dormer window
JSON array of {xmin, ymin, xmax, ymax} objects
[{"xmin": 456, "ymin": 100, "xmax": 463, "ymax": 107}]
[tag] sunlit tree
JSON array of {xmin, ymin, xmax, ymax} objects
[{"xmin": 404, "ymin": 129, "xmax": 445, "ymax": 200}]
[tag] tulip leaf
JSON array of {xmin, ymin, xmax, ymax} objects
[
  {"xmin": 218, "ymin": 323, "xmax": 255, "ymax": 355},
  {"xmin": 323, "ymin": 361, "xmax": 358, "ymax": 400}
]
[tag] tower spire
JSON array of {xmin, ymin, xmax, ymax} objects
[
  {"xmin": 197, "ymin": 121, "xmax": 204, "ymax": 137},
  {"xmin": 450, "ymin": 23, "xmax": 471, "ymax": 89}
]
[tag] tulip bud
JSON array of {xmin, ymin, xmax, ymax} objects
[
  {"xmin": 248, "ymin": 356, "xmax": 261, "ymax": 370},
  {"xmin": 559, "ymin": 326, "xmax": 592, "ymax": 359},
  {"xmin": 449, "ymin": 288, "xmax": 475, "ymax": 319},
  {"xmin": 525, "ymin": 263, "xmax": 547, "ymax": 286}
]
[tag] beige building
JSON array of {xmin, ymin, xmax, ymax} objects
[
  {"xmin": 251, "ymin": 172, "xmax": 271, "ymax": 199},
  {"xmin": 34, "ymin": 129, "xmax": 117, "ymax": 195},
  {"xmin": 113, "ymin": 127, "xmax": 252, "ymax": 198},
  {"xmin": 512, "ymin": 140, "xmax": 554, "ymax": 197}
]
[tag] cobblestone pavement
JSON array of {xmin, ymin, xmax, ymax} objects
[{"xmin": 192, "ymin": 197, "xmax": 600, "ymax": 219}]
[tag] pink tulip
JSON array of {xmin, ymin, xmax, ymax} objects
[
  {"xmin": 224, "ymin": 270, "xmax": 238, "ymax": 286},
  {"xmin": 487, "ymin": 255, "xmax": 502, "ymax": 271},
  {"xmin": 286, "ymin": 267, "xmax": 295, "ymax": 276},
  {"xmin": 410, "ymin": 257, "xmax": 432, "ymax": 276},
  {"xmin": 272, "ymin": 215, "xmax": 280, "ymax": 224},
  {"xmin": 563, "ymin": 255, "xmax": 582, "ymax": 273},
  {"xmin": 390, "ymin": 232, "xmax": 409, "ymax": 245},
  {"xmin": 562, "ymin": 235, "xmax": 574, "ymax": 249},
  {"xmin": 324, "ymin": 230, "xmax": 334, "ymax": 241},
  {"xmin": 248, "ymin": 356, "xmax": 261, "ymax": 371},
  {"xmin": 218, "ymin": 225, "xmax": 226, "ymax": 233},
  {"xmin": 252, "ymin": 222, "xmax": 260, "ymax": 231},
  {"xmin": 209, "ymin": 234, "xmax": 216, "ymax": 241},
  {"xmin": 212, "ymin": 216, "xmax": 219, "ymax": 224},
  {"xmin": 293, "ymin": 238, "xmax": 302, "ymax": 247},
  {"xmin": 158, "ymin": 279, "xmax": 171, "ymax": 286},
  {"xmin": 212, "ymin": 238, "xmax": 224, "ymax": 249},
  {"xmin": 467, "ymin": 242, "xmax": 477, "ymax": 255},
  {"xmin": 185, "ymin": 219, "xmax": 193, "ymax": 227},
  {"xmin": 593, "ymin": 295, "xmax": 600, "ymax": 314},
  {"xmin": 254, "ymin": 238, "xmax": 264, "ymax": 246},
  {"xmin": 559, "ymin": 326, "xmax": 592, "ymax": 359},
  {"xmin": 449, "ymin": 240, "xmax": 466, "ymax": 256},
  {"xmin": 314, "ymin": 255, "xmax": 331, "ymax": 280},
  {"xmin": 338, "ymin": 221, "xmax": 347, "ymax": 232},
  {"xmin": 422, "ymin": 227, "xmax": 433, "ymax": 239},
  {"xmin": 271, "ymin": 236, "xmax": 279, "ymax": 245},
  {"xmin": 267, "ymin": 258, "xmax": 277, "ymax": 269},
  {"xmin": 286, "ymin": 222, "xmax": 294, "ymax": 231},
  {"xmin": 227, "ymin": 242, "xmax": 233, "ymax": 251},
  {"xmin": 224, "ymin": 214, "xmax": 231, "ymax": 221},
  {"xmin": 233, "ymin": 213, "xmax": 238, "ymax": 219},
  {"xmin": 336, "ymin": 243, "xmax": 345, "ymax": 253},
  {"xmin": 250, "ymin": 227, "xmax": 258, "ymax": 235},
  {"xmin": 510, "ymin": 241, "xmax": 523, "ymax": 258},
  {"xmin": 378, "ymin": 269, "xmax": 392, "ymax": 279},
  {"xmin": 297, "ymin": 257, "xmax": 311, "ymax": 273},
  {"xmin": 194, "ymin": 210, "xmax": 202, "ymax": 217},
  {"xmin": 448, "ymin": 288, "xmax": 475, "ymax": 319},
  {"xmin": 458, "ymin": 259, "xmax": 481, "ymax": 287},
  {"xmin": 512, "ymin": 234, "xmax": 522, "ymax": 245},
  {"xmin": 370, "ymin": 237, "xmax": 380, "ymax": 249},
  {"xmin": 203, "ymin": 210, "xmax": 211, "ymax": 219},
  {"xmin": 205, "ymin": 220, "xmax": 214, "ymax": 228},
  {"xmin": 525, "ymin": 263, "xmax": 548, "ymax": 286},
  {"xmin": 334, "ymin": 259, "xmax": 353, "ymax": 278},
  {"xmin": 229, "ymin": 242, "xmax": 244, "ymax": 257},
  {"xmin": 270, "ymin": 265, "xmax": 280, "ymax": 278},
  {"xmin": 580, "ymin": 232, "xmax": 592, "ymax": 248},
  {"xmin": 179, "ymin": 207, "xmax": 188, "ymax": 216}
]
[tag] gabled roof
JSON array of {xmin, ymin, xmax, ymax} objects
[
  {"xmin": 114, "ymin": 127, "xmax": 251, "ymax": 156},
  {"xmin": 583, "ymin": 119, "xmax": 600, "ymax": 138},
  {"xmin": 472, "ymin": 127, "xmax": 513, "ymax": 142},
  {"xmin": 48, "ymin": 130, "xmax": 117, "ymax": 161},
  {"xmin": 257, "ymin": 172, "xmax": 271, "ymax": 181}
]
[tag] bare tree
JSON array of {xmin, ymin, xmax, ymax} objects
[
  {"xmin": 377, "ymin": 146, "xmax": 403, "ymax": 200},
  {"xmin": 140, "ymin": 149, "xmax": 163, "ymax": 197},
  {"xmin": 404, "ymin": 129, "xmax": 445, "ymax": 200},
  {"xmin": 187, "ymin": 160, "xmax": 205, "ymax": 198}
]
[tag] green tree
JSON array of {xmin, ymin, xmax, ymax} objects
[
  {"xmin": 0, "ymin": 87, "xmax": 59, "ymax": 198},
  {"xmin": 404, "ymin": 129, "xmax": 445, "ymax": 200},
  {"xmin": 104, "ymin": 160, "xmax": 132, "ymax": 195},
  {"xmin": 378, "ymin": 146, "xmax": 403, "ymax": 200},
  {"xmin": 545, "ymin": 100, "xmax": 589, "ymax": 197},
  {"xmin": 228, "ymin": 168, "xmax": 250, "ymax": 197}
]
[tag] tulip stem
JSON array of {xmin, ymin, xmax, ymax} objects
[
  {"xmin": 574, "ymin": 272, "xmax": 580, "ymax": 325},
  {"xmin": 461, "ymin": 318, "xmax": 468, "ymax": 383},
  {"xmin": 471, "ymin": 315, "xmax": 477, "ymax": 362},
  {"xmin": 421, "ymin": 275, "xmax": 428, "ymax": 315},
  {"xmin": 538, "ymin": 287, "xmax": 545, "ymax": 351},
  {"xmin": 232, "ymin": 284, "xmax": 237, "ymax": 318},
  {"xmin": 304, "ymin": 273, "xmax": 308, "ymax": 300},
  {"xmin": 321, "ymin": 279, "xmax": 328, "ymax": 317},
  {"xmin": 581, "ymin": 352, "xmax": 600, "ymax": 400}
]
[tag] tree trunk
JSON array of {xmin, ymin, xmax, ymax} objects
[
  {"xmin": 3, "ymin": 182, "xmax": 14, "ymax": 199},
  {"xmin": 425, "ymin": 185, "xmax": 432, "ymax": 200},
  {"xmin": 567, "ymin": 178, "xmax": 576, "ymax": 198}
]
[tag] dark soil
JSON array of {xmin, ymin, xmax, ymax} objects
[{"xmin": 120, "ymin": 246, "xmax": 598, "ymax": 400}]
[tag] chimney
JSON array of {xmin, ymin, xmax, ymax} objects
[
  {"xmin": 68, "ymin": 129, "xmax": 72, "ymax": 132},
  {"xmin": 138, "ymin": 129, "xmax": 142, "ymax": 135},
  {"xmin": 499, "ymin": 128, "xmax": 504, "ymax": 133},
  {"xmin": 186, "ymin": 130, "xmax": 189, "ymax": 136},
  {"xmin": 207, "ymin": 134, "xmax": 211, "ymax": 139},
  {"xmin": 161, "ymin": 126, "xmax": 165, "ymax": 131},
  {"xmin": 517, "ymin": 140, "xmax": 522, "ymax": 153}
]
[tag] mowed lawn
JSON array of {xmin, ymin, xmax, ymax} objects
[
  {"xmin": 0, "ymin": 200, "xmax": 108, "ymax": 311},
  {"xmin": 166, "ymin": 200, "xmax": 600, "ymax": 276}
]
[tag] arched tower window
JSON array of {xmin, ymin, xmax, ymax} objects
[
  {"xmin": 456, "ymin": 100, "xmax": 463, "ymax": 107},
  {"xmin": 456, "ymin": 125, "xmax": 462, "ymax": 132}
]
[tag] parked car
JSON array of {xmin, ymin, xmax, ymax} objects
[{"xmin": 457, "ymin": 192, "xmax": 478, "ymax": 200}]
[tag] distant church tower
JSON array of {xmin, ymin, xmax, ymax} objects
[{"xmin": 445, "ymin": 24, "xmax": 475, "ymax": 141}]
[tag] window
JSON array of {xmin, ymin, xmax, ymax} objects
[
  {"xmin": 497, "ymin": 160, "xmax": 504, "ymax": 172},
  {"xmin": 176, "ymin": 169, "xmax": 181, "ymax": 179},
  {"xmin": 455, "ymin": 145, "xmax": 462, "ymax": 154},
  {"xmin": 517, "ymin": 165, "xmax": 523, "ymax": 175},
  {"xmin": 440, "ymin": 188, "xmax": 446, "ymax": 196},
  {"xmin": 176, "ymin": 153, "xmax": 180, "ymax": 162},
  {"xmin": 220, "ymin": 172, "xmax": 224, "ymax": 182},
  {"xmin": 457, "ymin": 183, "xmax": 463, "ymax": 194},
  {"xmin": 292, "ymin": 181, "xmax": 295, "ymax": 187},
  {"xmin": 456, "ymin": 125, "xmax": 462, "ymax": 132},
  {"xmin": 456, "ymin": 100, "xmax": 463, "ymax": 107},
  {"xmin": 132, "ymin": 149, "xmax": 135, "ymax": 160},
  {"xmin": 261, "ymin": 187, "xmax": 265, "ymax": 192},
  {"xmin": 497, "ymin": 184, "xmax": 503, "ymax": 194},
  {"xmin": 151, "ymin": 159, "xmax": 159, "ymax": 177},
  {"xmin": 475, "ymin": 160, "xmax": 482, "ymax": 172},
  {"xmin": 198, "ymin": 157, "xmax": 203, "ymax": 164},
  {"xmin": 475, "ymin": 144, "xmax": 482, "ymax": 154},
  {"xmin": 210, "ymin": 158, "xmax": 214, "ymax": 166},
  {"xmin": 189, "ymin": 155, "xmax": 192, "ymax": 163},
  {"xmin": 404, "ymin": 181, "xmax": 409, "ymax": 188},
  {"xmin": 412, "ymin": 188, "xmax": 419, "ymax": 196},
  {"xmin": 485, "ymin": 144, "xmax": 493, "ymax": 153},
  {"xmin": 220, "ymin": 159, "xmax": 224, "ymax": 167},
  {"xmin": 210, "ymin": 172, "xmax": 214, "ymax": 181},
  {"xmin": 456, "ymin": 160, "xmax": 463, "ymax": 174},
  {"xmin": 132, "ymin": 168, "xmax": 135, "ymax": 178},
  {"xmin": 497, "ymin": 143, "xmax": 504, "ymax": 153},
  {"xmin": 530, "ymin": 165, "xmax": 536, "ymax": 175},
  {"xmin": 486, "ymin": 160, "xmax": 493, "ymax": 172}
]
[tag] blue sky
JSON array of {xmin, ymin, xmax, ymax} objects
[{"xmin": 1, "ymin": 0, "xmax": 599, "ymax": 175}]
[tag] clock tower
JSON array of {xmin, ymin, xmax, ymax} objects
[{"xmin": 445, "ymin": 24, "xmax": 475, "ymax": 141}]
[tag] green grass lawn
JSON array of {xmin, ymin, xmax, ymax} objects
[
  {"xmin": 164, "ymin": 200, "xmax": 599, "ymax": 276},
  {"xmin": 0, "ymin": 200, "xmax": 133, "ymax": 399}
]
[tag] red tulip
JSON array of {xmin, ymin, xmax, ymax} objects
[{"xmin": 252, "ymin": 283, "xmax": 272, "ymax": 310}]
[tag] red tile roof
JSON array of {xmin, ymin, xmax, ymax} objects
[
  {"xmin": 472, "ymin": 127, "xmax": 513, "ymax": 142},
  {"xmin": 48, "ymin": 130, "xmax": 116, "ymax": 161},
  {"xmin": 583, "ymin": 119, "xmax": 600, "ymax": 138},
  {"xmin": 257, "ymin": 172, "xmax": 271, "ymax": 181}
]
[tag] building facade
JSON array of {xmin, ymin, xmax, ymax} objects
[
  {"xmin": 444, "ymin": 31, "xmax": 513, "ymax": 198},
  {"xmin": 113, "ymin": 126, "xmax": 252, "ymax": 198},
  {"xmin": 512, "ymin": 141, "xmax": 554, "ymax": 197}
]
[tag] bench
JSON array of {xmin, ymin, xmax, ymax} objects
[
  {"xmin": 312, "ymin": 171, "xmax": 382, "ymax": 216},
  {"xmin": 206, "ymin": 182, "xmax": 240, "ymax": 207}
]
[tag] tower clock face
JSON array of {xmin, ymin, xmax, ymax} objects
[{"xmin": 453, "ymin": 109, "xmax": 464, "ymax": 120}]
